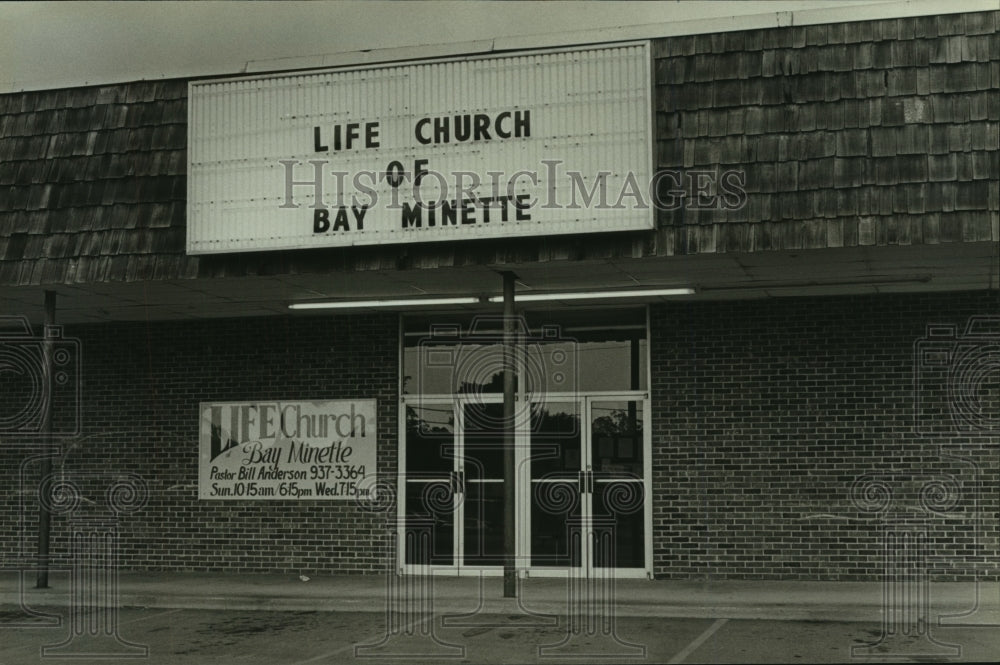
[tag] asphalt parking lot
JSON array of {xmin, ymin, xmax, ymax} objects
[{"xmin": 1, "ymin": 606, "xmax": 998, "ymax": 664}]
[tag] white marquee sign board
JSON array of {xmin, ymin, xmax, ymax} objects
[{"xmin": 187, "ymin": 43, "xmax": 652, "ymax": 253}]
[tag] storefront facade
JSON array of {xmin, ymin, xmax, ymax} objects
[{"xmin": 0, "ymin": 8, "xmax": 997, "ymax": 581}]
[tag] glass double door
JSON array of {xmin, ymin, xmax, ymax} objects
[
  {"xmin": 401, "ymin": 394, "xmax": 649, "ymax": 577},
  {"xmin": 403, "ymin": 399, "xmax": 507, "ymax": 570},
  {"xmin": 526, "ymin": 396, "xmax": 648, "ymax": 576}
]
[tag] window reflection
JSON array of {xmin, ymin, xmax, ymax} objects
[
  {"xmin": 530, "ymin": 402, "xmax": 581, "ymax": 478},
  {"xmin": 590, "ymin": 401, "xmax": 643, "ymax": 476},
  {"xmin": 405, "ymin": 405, "xmax": 454, "ymax": 475},
  {"xmin": 404, "ymin": 309, "xmax": 647, "ymax": 395}
]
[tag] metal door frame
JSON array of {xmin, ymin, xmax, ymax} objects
[
  {"xmin": 399, "ymin": 394, "xmax": 508, "ymax": 576},
  {"xmin": 519, "ymin": 391, "xmax": 652, "ymax": 579},
  {"xmin": 399, "ymin": 391, "xmax": 652, "ymax": 578}
]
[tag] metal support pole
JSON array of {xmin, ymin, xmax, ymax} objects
[
  {"xmin": 502, "ymin": 271, "xmax": 517, "ymax": 598},
  {"xmin": 629, "ymin": 338, "xmax": 640, "ymax": 391},
  {"xmin": 36, "ymin": 290, "xmax": 56, "ymax": 589}
]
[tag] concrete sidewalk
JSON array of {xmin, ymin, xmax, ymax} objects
[{"xmin": 3, "ymin": 570, "xmax": 999, "ymax": 623}]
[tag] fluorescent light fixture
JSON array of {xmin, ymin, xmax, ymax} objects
[
  {"xmin": 290, "ymin": 288, "xmax": 695, "ymax": 309},
  {"xmin": 290, "ymin": 297, "xmax": 480, "ymax": 310},
  {"xmin": 487, "ymin": 288, "xmax": 695, "ymax": 303}
]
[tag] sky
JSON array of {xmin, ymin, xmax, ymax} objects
[{"xmin": 1, "ymin": 0, "xmax": 978, "ymax": 94}]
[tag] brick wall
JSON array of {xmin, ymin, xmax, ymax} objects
[
  {"xmin": 3, "ymin": 292, "xmax": 998, "ymax": 580},
  {"xmin": 0, "ymin": 312, "xmax": 399, "ymax": 574},
  {"xmin": 650, "ymin": 290, "xmax": 999, "ymax": 580}
]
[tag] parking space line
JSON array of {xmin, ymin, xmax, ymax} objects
[
  {"xmin": 289, "ymin": 615, "xmax": 434, "ymax": 665},
  {"xmin": 0, "ymin": 607, "xmax": 183, "ymax": 657},
  {"xmin": 119, "ymin": 607, "xmax": 184, "ymax": 626},
  {"xmin": 667, "ymin": 618, "xmax": 728, "ymax": 664}
]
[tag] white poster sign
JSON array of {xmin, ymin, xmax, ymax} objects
[{"xmin": 198, "ymin": 400, "xmax": 376, "ymax": 500}]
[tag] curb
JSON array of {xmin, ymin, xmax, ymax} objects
[{"xmin": 4, "ymin": 591, "xmax": 998, "ymax": 624}]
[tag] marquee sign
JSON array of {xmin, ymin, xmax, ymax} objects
[
  {"xmin": 198, "ymin": 400, "xmax": 376, "ymax": 500},
  {"xmin": 186, "ymin": 43, "xmax": 652, "ymax": 253}
]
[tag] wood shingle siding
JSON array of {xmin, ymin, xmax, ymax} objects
[
  {"xmin": 0, "ymin": 11, "xmax": 996, "ymax": 286},
  {"xmin": 654, "ymin": 10, "xmax": 999, "ymax": 253},
  {"xmin": 0, "ymin": 80, "xmax": 192, "ymax": 286}
]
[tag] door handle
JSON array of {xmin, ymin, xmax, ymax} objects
[
  {"xmin": 586, "ymin": 470, "xmax": 594, "ymax": 495},
  {"xmin": 451, "ymin": 470, "xmax": 466, "ymax": 495},
  {"xmin": 578, "ymin": 470, "xmax": 585, "ymax": 494}
]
